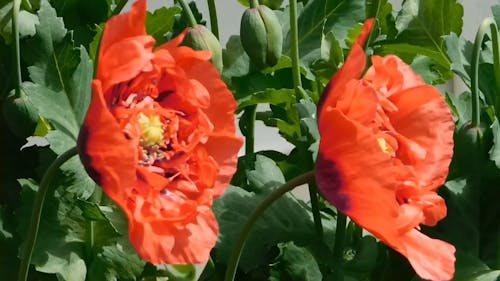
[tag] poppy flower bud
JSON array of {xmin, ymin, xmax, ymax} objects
[
  {"xmin": 240, "ymin": 4, "xmax": 283, "ymax": 68},
  {"xmin": 2, "ymin": 88, "xmax": 38, "ymax": 138},
  {"xmin": 182, "ymin": 25, "xmax": 223, "ymax": 72}
]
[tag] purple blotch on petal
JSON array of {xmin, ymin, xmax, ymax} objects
[{"xmin": 315, "ymin": 153, "xmax": 351, "ymax": 212}]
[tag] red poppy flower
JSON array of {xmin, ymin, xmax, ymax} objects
[
  {"xmin": 316, "ymin": 19, "xmax": 456, "ymax": 281},
  {"xmin": 77, "ymin": 0, "xmax": 243, "ymax": 264}
]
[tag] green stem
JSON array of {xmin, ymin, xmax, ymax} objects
[
  {"xmin": 206, "ymin": 0, "xmax": 219, "ymax": 39},
  {"xmin": 289, "ymin": 0, "xmax": 302, "ymax": 90},
  {"xmin": 18, "ymin": 147, "xmax": 78, "ymax": 281},
  {"xmin": 177, "ymin": 0, "xmax": 198, "ymax": 27},
  {"xmin": 12, "ymin": 0, "xmax": 22, "ymax": 98},
  {"xmin": 111, "ymin": 0, "xmax": 128, "ymax": 16},
  {"xmin": 243, "ymin": 105, "xmax": 257, "ymax": 157},
  {"xmin": 249, "ymin": 0, "xmax": 259, "ymax": 8},
  {"xmin": 470, "ymin": 18, "xmax": 497, "ymax": 127},
  {"xmin": 224, "ymin": 171, "xmax": 315, "ymax": 281},
  {"xmin": 333, "ymin": 212, "xmax": 347, "ymax": 281},
  {"xmin": 487, "ymin": 19, "xmax": 500, "ymax": 122},
  {"xmin": 308, "ymin": 184, "xmax": 323, "ymax": 240}
]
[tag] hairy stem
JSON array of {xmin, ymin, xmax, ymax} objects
[
  {"xmin": 224, "ymin": 171, "xmax": 315, "ymax": 281},
  {"xmin": 12, "ymin": 0, "xmax": 22, "ymax": 97},
  {"xmin": 289, "ymin": 0, "xmax": 302, "ymax": 90},
  {"xmin": 18, "ymin": 147, "xmax": 78, "ymax": 281},
  {"xmin": 206, "ymin": 0, "xmax": 219, "ymax": 39},
  {"xmin": 177, "ymin": 0, "xmax": 198, "ymax": 27}
]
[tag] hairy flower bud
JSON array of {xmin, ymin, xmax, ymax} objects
[
  {"xmin": 182, "ymin": 25, "xmax": 223, "ymax": 72},
  {"xmin": 240, "ymin": 5, "xmax": 283, "ymax": 68},
  {"xmin": 2, "ymin": 89, "xmax": 38, "ymax": 138}
]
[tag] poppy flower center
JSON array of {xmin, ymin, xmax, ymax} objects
[{"xmin": 138, "ymin": 113, "xmax": 165, "ymax": 147}]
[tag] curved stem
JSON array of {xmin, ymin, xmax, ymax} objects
[
  {"xmin": 111, "ymin": 0, "xmax": 128, "ymax": 16},
  {"xmin": 289, "ymin": 0, "xmax": 302, "ymax": 90},
  {"xmin": 471, "ymin": 18, "xmax": 497, "ymax": 127},
  {"xmin": 487, "ymin": 19, "xmax": 500, "ymax": 122},
  {"xmin": 206, "ymin": 0, "xmax": 219, "ymax": 39},
  {"xmin": 177, "ymin": 0, "xmax": 198, "ymax": 27},
  {"xmin": 18, "ymin": 147, "xmax": 78, "ymax": 281},
  {"xmin": 224, "ymin": 171, "xmax": 315, "ymax": 281},
  {"xmin": 333, "ymin": 212, "xmax": 347, "ymax": 281},
  {"xmin": 12, "ymin": 0, "xmax": 22, "ymax": 98}
]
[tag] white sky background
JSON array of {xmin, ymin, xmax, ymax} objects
[{"xmin": 126, "ymin": 0, "xmax": 500, "ymax": 154}]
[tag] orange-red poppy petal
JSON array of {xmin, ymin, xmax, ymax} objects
[
  {"xmin": 388, "ymin": 85, "xmax": 455, "ymax": 190},
  {"xmin": 78, "ymin": 81, "xmax": 137, "ymax": 203},
  {"xmin": 364, "ymin": 55, "xmax": 425, "ymax": 96},
  {"xmin": 99, "ymin": 36, "xmax": 155, "ymax": 93},
  {"xmin": 399, "ymin": 229, "xmax": 456, "ymax": 281},
  {"xmin": 318, "ymin": 18, "xmax": 375, "ymax": 116},
  {"xmin": 127, "ymin": 202, "xmax": 218, "ymax": 264},
  {"xmin": 174, "ymin": 48, "xmax": 243, "ymax": 198},
  {"xmin": 317, "ymin": 108, "xmax": 401, "ymax": 241},
  {"xmin": 99, "ymin": 0, "xmax": 148, "ymax": 60}
]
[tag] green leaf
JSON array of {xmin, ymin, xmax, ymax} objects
[
  {"xmin": 222, "ymin": 35, "xmax": 251, "ymax": 81},
  {"xmin": 145, "ymin": 264, "xmax": 197, "ymax": 281},
  {"xmin": 68, "ymin": 47, "xmax": 93, "ymax": 125},
  {"xmin": 284, "ymin": 0, "xmax": 365, "ymax": 66},
  {"xmin": 22, "ymin": 0, "xmax": 93, "ymax": 138},
  {"xmin": 246, "ymin": 154, "xmax": 286, "ymax": 190},
  {"xmin": 50, "ymin": 0, "xmax": 110, "ymax": 46},
  {"xmin": 272, "ymin": 242, "xmax": 322, "ymax": 281},
  {"xmin": 77, "ymin": 199, "xmax": 108, "ymax": 221},
  {"xmin": 488, "ymin": 120, "xmax": 500, "ymax": 169},
  {"xmin": 446, "ymin": 91, "xmax": 472, "ymax": 125},
  {"xmin": 410, "ymin": 55, "xmax": 443, "ymax": 84},
  {"xmin": 46, "ymin": 130, "xmax": 96, "ymax": 199},
  {"xmin": 453, "ymin": 252, "xmax": 500, "ymax": 281},
  {"xmin": 17, "ymin": 178, "xmax": 87, "ymax": 281},
  {"xmin": 146, "ymin": 6, "xmax": 182, "ymax": 46},
  {"xmin": 376, "ymin": 0, "xmax": 463, "ymax": 84},
  {"xmin": 89, "ymin": 23, "xmax": 104, "ymax": 61},
  {"xmin": 366, "ymin": 0, "xmax": 397, "ymax": 39},
  {"xmin": 395, "ymin": 0, "xmax": 463, "ymax": 46},
  {"xmin": 238, "ymin": 88, "xmax": 296, "ymax": 111},
  {"xmin": 214, "ymin": 184, "xmax": 319, "ymax": 272},
  {"xmin": 23, "ymin": 82, "xmax": 79, "ymax": 138},
  {"xmin": 87, "ymin": 243, "xmax": 145, "ymax": 281},
  {"xmin": 24, "ymin": 0, "xmax": 68, "ymax": 91},
  {"xmin": 444, "ymin": 33, "xmax": 473, "ymax": 84},
  {"xmin": 0, "ymin": 2, "xmax": 39, "ymax": 43},
  {"xmin": 375, "ymin": 43, "xmax": 452, "ymax": 84}
]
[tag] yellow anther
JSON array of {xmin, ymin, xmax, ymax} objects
[
  {"xmin": 377, "ymin": 137, "xmax": 395, "ymax": 157},
  {"xmin": 138, "ymin": 113, "xmax": 165, "ymax": 147}
]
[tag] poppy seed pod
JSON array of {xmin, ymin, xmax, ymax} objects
[
  {"xmin": 182, "ymin": 25, "xmax": 223, "ymax": 72},
  {"xmin": 240, "ymin": 4, "xmax": 282, "ymax": 68},
  {"xmin": 2, "ymin": 88, "xmax": 38, "ymax": 138}
]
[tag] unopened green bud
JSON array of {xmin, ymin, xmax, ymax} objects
[
  {"xmin": 2, "ymin": 88, "xmax": 38, "ymax": 138},
  {"xmin": 182, "ymin": 25, "xmax": 223, "ymax": 72},
  {"xmin": 240, "ymin": 5, "xmax": 283, "ymax": 68}
]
